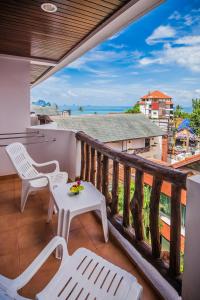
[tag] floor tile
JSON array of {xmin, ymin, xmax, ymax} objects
[
  {"xmin": 67, "ymin": 227, "xmax": 96, "ymax": 255},
  {"xmin": 0, "ymin": 176, "xmax": 161, "ymax": 300}
]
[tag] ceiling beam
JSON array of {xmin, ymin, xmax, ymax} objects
[{"xmin": 0, "ymin": 54, "xmax": 57, "ymax": 66}]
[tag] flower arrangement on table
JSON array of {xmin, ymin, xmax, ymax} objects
[{"xmin": 69, "ymin": 180, "xmax": 84, "ymax": 195}]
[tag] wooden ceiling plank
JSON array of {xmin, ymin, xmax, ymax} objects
[
  {"xmin": 65, "ymin": 0, "xmax": 119, "ymax": 10},
  {"xmin": 0, "ymin": 14, "xmax": 93, "ymax": 36},
  {"xmin": 50, "ymin": 0, "xmax": 114, "ymax": 15},
  {"xmin": 0, "ymin": 12, "xmax": 95, "ymax": 32},
  {"xmin": 1, "ymin": 1, "xmax": 105, "ymax": 22},
  {"xmin": 1, "ymin": 25, "xmax": 85, "ymax": 43},
  {"xmin": 0, "ymin": 2, "xmax": 101, "ymax": 25},
  {"xmin": 33, "ymin": 0, "xmax": 113, "ymax": 17}
]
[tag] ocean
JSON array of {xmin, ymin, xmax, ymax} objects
[{"xmin": 59, "ymin": 105, "xmax": 131, "ymax": 115}]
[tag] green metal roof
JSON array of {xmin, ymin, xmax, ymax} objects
[{"xmin": 57, "ymin": 114, "xmax": 165, "ymax": 143}]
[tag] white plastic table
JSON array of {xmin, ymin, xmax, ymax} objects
[{"xmin": 51, "ymin": 181, "xmax": 109, "ymax": 256}]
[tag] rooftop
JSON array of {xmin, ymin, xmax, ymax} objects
[
  {"xmin": 0, "ymin": 175, "xmax": 160, "ymax": 300},
  {"xmin": 141, "ymin": 91, "xmax": 172, "ymax": 100},
  {"xmin": 57, "ymin": 113, "xmax": 165, "ymax": 142}
]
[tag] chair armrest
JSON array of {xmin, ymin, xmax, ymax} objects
[
  {"xmin": 33, "ymin": 160, "xmax": 60, "ymax": 172},
  {"xmin": 12, "ymin": 237, "xmax": 69, "ymax": 290},
  {"xmin": 23, "ymin": 174, "xmax": 50, "ymax": 182}
]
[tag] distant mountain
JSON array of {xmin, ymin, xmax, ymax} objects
[{"xmin": 32, "ymin": 100, "xmax": 51, "ymax": 107}]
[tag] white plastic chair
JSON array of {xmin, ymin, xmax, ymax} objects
[
  {"xmin": 0, "ymin": 236, "xmax": 142, "ymax": 300},
  {"xmin": 6, "ymin": 142, "xmax": 68, "ymax": 213}
]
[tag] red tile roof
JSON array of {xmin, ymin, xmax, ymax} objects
[
  {"xmin": 171, "ymin": 153, "xmax": 200, "ymax": 169},
  {"xmin": 141, "ymin": 90, "xmax": 172, "ymax": 100}
]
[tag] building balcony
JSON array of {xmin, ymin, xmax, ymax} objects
[{"xmin": 1, "ymin": 126, "xmax": 199, "ymax": 299}]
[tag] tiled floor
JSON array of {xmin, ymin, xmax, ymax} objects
[{"xmin": 0, "ymin": 176, "xmax": 161, "ymax": 299}]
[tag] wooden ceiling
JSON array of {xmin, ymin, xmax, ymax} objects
[{"xmin": 0, "ymin": 0, "xmax": 131, "ymax": 84}]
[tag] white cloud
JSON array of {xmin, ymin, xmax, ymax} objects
[
  {"xmin": 146, "ymin": 25, "xmax": 176, "ymax": 45},
  {"xmin": 108, "ymin": 43, "xmax": 126, "ymax": 49},
  {"xmin": 67, "ymin": 90, "xmax": 77, "ymax": 97},
  {"xmin": 169, "ymin": 11, "xmax": 181, "ymax": 20},
  {"xmin": 175, "ymin": 35, "xmax": 200, "ymax": 45},
  {"xmin": 139, "ymin": 41, "xmax": 200, "ymax": 72},
  {"xmin": 169, "ymin": 9, "xmax": 200, "ymax": 26},
  {"xmin": 131, "ymin": 50, "xmax": 143, "ymax": 59}
]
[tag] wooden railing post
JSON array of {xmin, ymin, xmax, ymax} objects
[
  {"xmin": 102, "ymin": 155, "xmax": 109, "ymax": 204},
  {"xmin": 96, "ymin": 151, "xmax": 102, "ymax": 191},
  {"xmin": 123, "ymin": 165, "xmax": 131, "ymax": 227},
  {"xmin": 75, "ymin": 131, "xmax": 187, "ymax": 292},
  {"xmin": 90, "ymin": 148, "xmax": 96, "ymax": 185},
  {"xmin": 131, "ymin": 169, "xmax": 144, "ymax": 241},
  {"xmin": 85, "ymin": 144, "xmax": 90, "ymax": 181},
  {"xmin": 80, "ymin": 141, "xmax": 85, "ymax": 180},
  {"xmin": 150, "ymin": 176, "xmax": 162, "ymax": 258},
  {"xmin": 111, "ymin": 161, "xmax": 119, "ymax": 216},
  {"xmin": 169, "ymin": 184, "xmax": 181, "ymax": 276}
]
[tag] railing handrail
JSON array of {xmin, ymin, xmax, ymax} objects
[{"xmin": 76, "ymin": 131, "xmax": 187, "ymax": 189}]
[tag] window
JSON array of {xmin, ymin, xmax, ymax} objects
[{"xmin": 145, "ymin": 138, "xmax": 150, "ymax": 147}]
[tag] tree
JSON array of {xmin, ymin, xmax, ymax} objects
[
  {"xmin": 126, "ymin": 103, "xmax": 140, "ymax": 113},
  {"xmin": 192, "ymin": 98, "xmax": 200, "ymax": 111},
  {"xmin": 174, "ymin": 105, "xmax": 190, "ymax": 119},
  {"xmin": 190, "ymin": 99, "xmax": 200, "ymax": 136}
]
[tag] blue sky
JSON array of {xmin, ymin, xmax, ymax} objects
[{"xmin": 32, "ymin": 0, "xmax": 200, "ymax": 108}]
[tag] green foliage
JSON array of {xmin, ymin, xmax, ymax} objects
[
  {"xmin": 126, "ymin": 103, "xmax": 140, "ymax": 114},
  {"xmin": 118, "ymin": 181, "xmax": 151, "ymax": 242},
  {"xmin": 174, "ymin": 99, "xmax": 200, "ymax": 136},
  {"xmin": 174, "ymin": 105, "xmax": 190, "ymax": 119},
  {"xmin": 192, "ymin": 98, "xmax": 200, "ymax": 111},
  {"xmin": 190, "ymin": 99, "xmax": 200, "ymax": 136}
]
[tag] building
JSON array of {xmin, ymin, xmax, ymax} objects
[
  {"xmin": 57, "ymin": 113, "xmax": 167, "ymax": 161},
  {"xmin": 138, "ymin": 90, "xmax": 174, "ymax": 119}
]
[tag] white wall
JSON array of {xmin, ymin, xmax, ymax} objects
[
  {"xmin": 27, "ymin": 125, "xmax": 80, "ymax": 180},
  {"xmin": 151, "ymin": 110, "xmax": 159, "ymax": 119},
  {"xmin": 139, "ymin": 136, "xmax": 162, "ymax": 160},
  {"xmin": 0, "ymin": 58, "xmax": 30, "ymax": 176},
  {"xmin": 107, "ymin": 138, "xmax": 145, "ymax": 152},
  {"xmin": 182, "ymin": 175, "xmax": 200, "ymax": 300}
]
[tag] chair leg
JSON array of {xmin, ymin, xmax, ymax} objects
[
  {"xmin": 21, "ymin": 184, "xmax": 31, "ymax": 213},
  {"xmin": 55, "ymin": 210, "xmax": 71, "ymax": 259},
  {"xmin": 100, "ymin": 201, "xmax": 109, "ymax": 243}
]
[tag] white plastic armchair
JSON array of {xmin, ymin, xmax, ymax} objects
[
  {"xmin": 0, "ymin": 236, "xmax": 142, "ymax": 300},
  {"xmin": 6, "ymin": 142, "xmax": 68, "ymax": 213}
]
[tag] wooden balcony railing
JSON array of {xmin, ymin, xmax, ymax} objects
[{"xmin": 76, "ymin": 131, "xmax": 188, "ymax": 293}]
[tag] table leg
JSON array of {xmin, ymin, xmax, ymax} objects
[
  {"xmin": 47, "ymin": 195, "xmax": 54, "ymax": 223},
  {"xmin": 100, "ymin": 200, "xmax": 109, "ymax": 243},
  {"xmin": 62, "ymin": 210, "xmax": 71, "ymax": 244},
  {"xmin": 55, "ymin": 209, "xmax": 64, "ymax": 259}
]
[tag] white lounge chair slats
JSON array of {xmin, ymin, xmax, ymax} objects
[{"xmin": 0, "ymin": 237, "xmax": 142, "ymax": 300}]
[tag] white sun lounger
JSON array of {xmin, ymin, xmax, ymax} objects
[{"xmin": 0, "ymin": 236, "xmax": 142, "ymax": 300}]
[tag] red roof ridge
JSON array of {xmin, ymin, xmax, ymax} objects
[
  {"xmin": 141, "ymin": 90, "xmax": 172, "ymax": 100},
  {"xmin": 171, "ymin": 153, "xmax": 200, "ymax": 169}
]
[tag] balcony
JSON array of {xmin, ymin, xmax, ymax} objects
[
  {"xmin": 0, "ymin": 125, "xmax": 200, "ymax": 299},
  {"xmin": 0, "ymin": 0, "xmax": 200, "ymax": 299}
]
